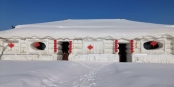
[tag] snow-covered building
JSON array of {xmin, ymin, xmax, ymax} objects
[{"xmin": 0, "ymin": 19, "xmax": 174, "ymax": 63}]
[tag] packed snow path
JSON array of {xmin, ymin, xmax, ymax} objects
[
  {"xmin": 73, "ymin": 62, "xmax": 111, "ymax": 87},
  {"xmin": 0, "ymin": 61, "xmax": 174, "ymax": 87}
]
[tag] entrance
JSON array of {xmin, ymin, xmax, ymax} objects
[
  {"xmin": 118, "ymin": 43, "xmax": 127, "ymax": 62},
  {"xmin": 61, "ymin": 42, "xmax": 69, "ymax": 60}
]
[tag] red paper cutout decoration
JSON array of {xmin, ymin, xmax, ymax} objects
[
  {"xmin": 69, "ymin": 41, "xmax": 72, "ymax": 53},
  {"xmin": 130, "ymin": 40, "xmax": 134, "ymax": 53},
  {"xmin": 8, "ymin": 42, "xmax": 14, "ymax": 48},
  {"xmin": 54, "ymin": 40, "xmax": 57, "ymax": 53},
  {"xmin": 115, "ymin": 40, "xmax": 118, "ymax": 52},
  {"xmin": 88, "ymin": 44, "xmax": 93, "ymax": 50},
  {"xmin": 150, "ymin": 40, "xmax": 157, "ymax": 47},
  {"xmin": 35, "ymin": 42, "xmax": 40, "ymax": 47}
]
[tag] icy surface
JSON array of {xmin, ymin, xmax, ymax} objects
[
  {"xmin": 0, "ymin": 19, "xmax": 174, "ymax": 39},
  {"xmin": 0, "ymin": 61, "xmax": 174, "ymax": 87}
]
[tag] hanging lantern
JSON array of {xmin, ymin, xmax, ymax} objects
[
  {"xmin": 115, "ymin": 40, "xmax": 118, "ymax": 53},
  {"xmin": 54, "ymin": 49, "xmax": 57, "ymax": 53},
  {"xmin": 69, "ymin": 41, "xmax": 72, "ymax": 53},
  {"xmin": 130, "ymin": 40, "xmax": 134, "ymax": 53},
  {"xmin": 54, "ymin": 40, "xmax": 57, "ymax": 53}
]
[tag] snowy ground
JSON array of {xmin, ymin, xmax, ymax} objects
[{"xmin": 0, "ymin": 61, "xmax": 174, "ymax": 87}]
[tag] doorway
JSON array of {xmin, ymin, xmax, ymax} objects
[
  {"xmin": 118, "ymin": 43, "xmax": 127, "ymax": 62},
  {"xmin": 61, "ymin": 42, "xmax": 69, "ymax": 60}
]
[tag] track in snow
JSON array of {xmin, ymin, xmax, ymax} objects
[{"xmin": 73, "ymin": 62, "xmax": 112, "ymax": 87}]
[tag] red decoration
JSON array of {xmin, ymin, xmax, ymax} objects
[
  {"xmin": 130, "ymin": 40, "xmax": 134, "ymax": 43},
  {"xmin": 130, "ymin": 40, "xmax": 134, "ymax": 53},
  {"xmin": 69, "ymin": 41, "xmax": 72, "ymax": 53},
  {"xmin": 54, "ymin": 40, "xmax": 57, "ymax": 53},
  {"xmin": 35, "ymin": 42, "xmax": 40, "ymax": 47},
  {"xmin": 150, "ymin": 40, "xmax": 157, "ymax": 47},
  {"xmin": 115, "ymin": 40, "xmax": 118, "ymax": 52},
  {"xmin": 54, "ymin": 45, "xmax": 57, "ymax": 48},
  {"xmin": 54, "ymin": 49, "xmax": 57, "ymax": 52},
  {"xmin": 54, "ymin": 40, "xmax": 57, "ymax": 43},
  {"xmin": 131, "ymin": 44, "xmax": 134, "ymax": 47},
  {"xmin": 88, "ymin": 44, "xmax": 93, "ymax": 50},
  {"xmin": 8, "ymin": 42, "xmax": 14, "ymax": 48}
]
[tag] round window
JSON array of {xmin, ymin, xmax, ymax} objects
[
  {"xmin": 143, "ymin": 41, "xmax": 163, "ymax": 50},
  {"xmin": 31, "ymin": 42, "xmax": 46, "ymax": 50}
]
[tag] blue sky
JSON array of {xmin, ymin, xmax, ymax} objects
[{"xmin": 0, "ymin": 0, "xmax": 174, "ymax": 31}]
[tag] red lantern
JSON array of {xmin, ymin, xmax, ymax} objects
[
  {"xmin": 54, "ymin": 49, "xmax": 57, "ymax": 53},
  {"xmin": 115, "ymin": 40, "xmax": 118, "ymax": 52},
  {"xmin": 54, "ymin": 44, "xmax": 57, "ymax": 48},
  {"xmin": 54, "ymin": 40, "xmax": 57, "ymax": 53},
  {"xmin": 131, "ymin": 44, "xmax": 134, "ymax": 48},
  {"xmin": 54, "ymin": 40, "xmax": 57, "ymax": 43},
  {"xmin": 130, "ymin": 40, "xmax": 134, "ymax": 43},
  {"xmin": 131, "ymin": 49, "xmax": 134, "ymax": 53},
  {"xmin": 130, "ymin": 40, "xmax": 134, "ymax": 53},
  {"xmin": 69, "ymin": 41, "xmax": 72, "ymax": 53}
]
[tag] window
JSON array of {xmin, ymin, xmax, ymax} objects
[
  {"xmin": 143, "ymin": 41, "xmax": 163, "ymax": 50},
  {"xmin": 31, "ymin": 42, "xmax": 46, "ymax": 50}
]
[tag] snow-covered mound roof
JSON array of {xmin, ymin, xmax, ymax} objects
[
  {"xmin": 167, "ymin": 25, "xmax": 174, "ymax": 28},
  {"xmin": 0, "ymin": 19, "xmax": 174, "ymax": 39}
]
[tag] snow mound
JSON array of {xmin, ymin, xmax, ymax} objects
[{"xmin": 0, "ymin": 19, "xmax": 174, "ymax": 39}]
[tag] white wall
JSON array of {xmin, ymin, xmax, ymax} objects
[
  {"xmin": 1, "ymin": 37, "xmax": 174, "ymax": 61},
  {"xmin": 0, "ymin": 39, "xmax": 2, "ymax": 54},
  {"xmin": 3, "ymin": 39, "xmax": 20, "ymax": 54},
  {"xmin": 165, "ymin": 38, "xmax": 173, "ymax": 54},
  {"xmin": 103, "ymin": 40, "xmax": 114, "ymax": 54},
  {"xmin": 132, "ymin": 54, "xmax": 174, "ymax": 63},
  {"xmin": 73, "ymin": 40, "xmax": 83, "ymax": 55},
  {"xmin": 172, "ymin": 38, "xmax": 174, "ymax": 55},
  {"xmin": 69, "ymin": 54, "xmax": 119, "ymax": 62}
]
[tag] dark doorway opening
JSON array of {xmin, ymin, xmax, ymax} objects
[
  {"xmin": 118, "ymin": 43, "xmax": 127, "ymax": 62},
  {"xmin": 61, "ymin": 42, "xmax": 69, "ymax": 60}
]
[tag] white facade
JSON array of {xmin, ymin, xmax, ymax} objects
[{"xmin": 0, "ymin": 19, "xmax": 174, "ymax": 63}]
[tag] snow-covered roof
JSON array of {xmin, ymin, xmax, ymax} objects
[{"xmin": 0, "ymin": 19, "xmax": 174, "ymax": 39}]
